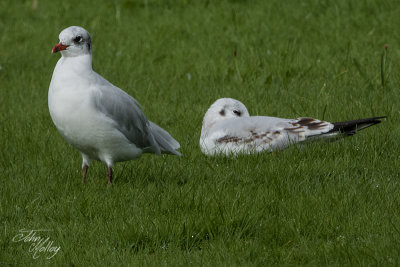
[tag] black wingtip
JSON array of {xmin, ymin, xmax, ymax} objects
[{"xmin": 331, "ymin": 116, "xmax": 387, "ymax": 135}]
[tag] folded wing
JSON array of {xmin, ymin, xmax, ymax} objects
[
  {"xmin": 91, "ymin": 74, "xmax": 180, "ymax": 155},
  {"xmin": 202, "ymin": 116, "xmax": 334, "ymax": 155}
]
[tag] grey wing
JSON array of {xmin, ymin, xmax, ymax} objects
[
  {"xmin": 149, "ymin": 121, "xmax": 181, "ymax": 156},
  {"xmin": 91, "ymin": 80, "xmax": 161, "ymax": 155},
  {"xmin": 210, "ymin": 116, "xmax": 334, "ymax": 153},
  {"xmin": 211, "ymin": 117, "xmax": 297, "ymax": 152}
]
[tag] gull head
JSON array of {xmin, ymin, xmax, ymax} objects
[
  {"xmin": 202, "ymin": 98, "xmax": 250, "ymax": 131},
  {"xmin": 52, "ymin": 26, "xmax": 92, "ymax": 57}
]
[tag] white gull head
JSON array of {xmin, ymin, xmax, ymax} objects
[
  {"xmin": 201, "ymin": 98, "xmax": 250, "ymax": 133},
  {"xmin": 52, "ymin": 26, "xmax": 92, "ymax": 57}
]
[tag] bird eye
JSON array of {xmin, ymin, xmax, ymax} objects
[
  {"xmin": 73, "ymin": 36, "xmax": 82, "ymax": 43},
  {"xmin": 233, "ymin": 110, "xmax": 241, "ymax": 116}
]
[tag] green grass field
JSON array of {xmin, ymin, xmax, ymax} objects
[{"xmin": 1, "ymin": 0, "xmax": 400, "ymax": 265}]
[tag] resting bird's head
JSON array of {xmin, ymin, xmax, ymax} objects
[
  {"xmin": 201, "ymin": 98, "xmax": 250, "ymax": 132},
  {"xmin": 52, "ymin": 26, "xmax": 92, "ymax": 57}
]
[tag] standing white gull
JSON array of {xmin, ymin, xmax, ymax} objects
[
  {"xmin": 49, "ymin": 26, "xmax": 180, "ymax": 184},
  {"xmin": 200, "ymin": 98, "xmax": 385, "ymax": 156}
]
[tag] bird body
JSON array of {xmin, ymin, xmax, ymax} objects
[
  {"xmin": 49, "ymin": 55, "xmax": 145, "ymax": 163},
  {"xmin": 49, "ymin": 26, "xmax": 180, "ymax": 183},
  {"xmin": 200, "ymin": 98, "xmax": 385, "ymax": 155}
]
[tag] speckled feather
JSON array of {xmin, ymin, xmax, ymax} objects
[{"xmin": 200, "ymin": 98, "xmax": 384, "ymax": 156}]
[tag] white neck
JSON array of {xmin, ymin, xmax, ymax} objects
[
  {"xmin": 58, "ymin": 53, "xmax": 92, "ymax": 71},
  {"xmin": 50, "ymin": 53, "xmax": 94, "ymax": 93},
  {"xmin": 201, "ymin": 112, "xmax": 220, "ymax": 136}
]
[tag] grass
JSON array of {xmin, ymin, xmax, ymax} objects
[{"xmin": 1, "ymin": 0, "xmax": 400, "ymax": 265}]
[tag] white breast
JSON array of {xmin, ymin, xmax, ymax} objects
[{"xmin": 48, "ymin": 57, "xmax": 143, "ymax": 163}]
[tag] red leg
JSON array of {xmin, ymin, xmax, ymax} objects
[
  {"xmin": 107, "ymin": 166, "xmax": 113, "ymax": 185},
  {"xmin": 82, "ymin": 164, "xmax": 89, "ymax": 183}
]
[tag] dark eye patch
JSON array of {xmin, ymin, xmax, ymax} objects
[
  {"xmin": 219, "ymin": 109, "xmax": 225, "ymax": 116},
  {"xmin": 233, "ymin": 110, "xmax": 241, "ymax": 116},
  {"xmin": 73, "ymin": 36, "xmax": 82, "ymax": 43}
]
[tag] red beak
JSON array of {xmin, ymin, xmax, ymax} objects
[{"xmin": 52, "ymin": 42, "xmax": 69, "ymax": 53}]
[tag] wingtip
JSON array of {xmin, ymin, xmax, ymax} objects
[
  {"xmin": 331, "ymin": 115, "xmax": 387, "ymax": 135},
  {"xmin": 369, "ymin": 116, "xmax": 387, "ymax": 120}
]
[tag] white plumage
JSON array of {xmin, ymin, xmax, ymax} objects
[
  {"xmin": 200, "ymin": 98, "xmax": 385, "ymax": 156},
  {"xmin": 49, "ymin": 26, "xmax": 180, "ymax": 184}
]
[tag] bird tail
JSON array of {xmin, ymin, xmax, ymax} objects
[
  {"xmin": 329, "ymin": 116, "xmax": 386, "ymax": 136},
  {"xmin": 149, "ymin": 122, "xmax": 181, "ymax": 156}
]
